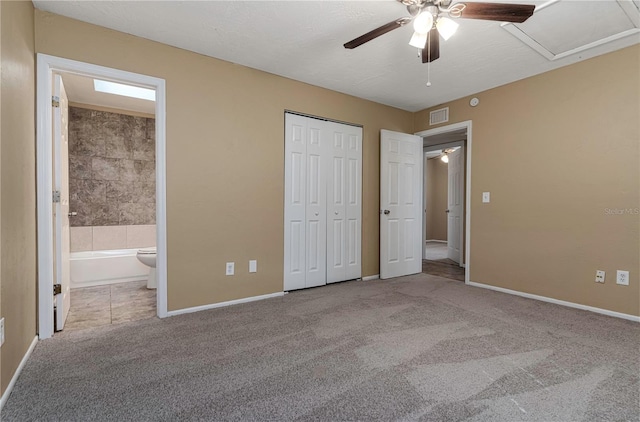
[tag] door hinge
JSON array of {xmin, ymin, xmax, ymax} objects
[
  {"xmin": 53, "ymin": 284, "xmax": 62, "ymax": 295},
  {"xmin": 52, "ymin": 96, "xmax": 60, "ymax": 108},
  {"xmin": 53, "ymin": 190, "xmax": 61, "ymax": 203}
]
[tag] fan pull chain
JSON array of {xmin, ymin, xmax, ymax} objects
[{"xmin": 426, "ymin": 35, "xmax": 432, "ymax": 87}]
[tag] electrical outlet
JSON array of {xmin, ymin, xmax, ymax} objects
[
  {"xmin": 249, "ymin": 260, "xmax": 257, "ymax": 273},
  {"xmin": 0, "ymin": 317, "xmax": 5, "ymax": 347},
  {"xmin": 595, "ymin": 270, "xmax": 605, "ymax": 283},
  {"xmin": 226, "ymin": 262, "xmax": 234, "ymax": 276},
  {"xmin": 616, "ymin": 270, "xmax": 629, "ymax": 286}
]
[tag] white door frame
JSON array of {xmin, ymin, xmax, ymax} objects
[
  {"xmin": 416, "ymin": 121, "xmax": 472, "ymax": 284},
  {"xmin": 36, "ymin": 54, "xmax": 168, "ymax": 339}
]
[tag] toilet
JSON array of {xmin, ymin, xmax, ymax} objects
[{"xmin": 136, "ymin": 247, "xmax": 157, "ymax": 289}]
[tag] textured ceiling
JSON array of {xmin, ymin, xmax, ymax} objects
[{"xmin": 33, "ymin": 0, "xmax": 640, "ymax": 112}]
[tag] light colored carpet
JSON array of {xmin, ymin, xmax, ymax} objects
[{"xmin": 3, "ymin": 273, "xmax": 639, "ymax": 421}]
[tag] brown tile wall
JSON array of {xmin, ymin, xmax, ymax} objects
[{"xmin": 68, "ymin": 106, "xmax": 155, "ymax": 226}]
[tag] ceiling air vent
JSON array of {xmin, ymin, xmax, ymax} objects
[{"xmin": 429, "ymin": 107, "xmax": 449, "ymax": 125}]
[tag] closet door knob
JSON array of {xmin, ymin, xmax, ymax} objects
[
  {"xmin": 383, "ymin": 210, "xmax": 390, "ymax": 215},
  {"xmin": 335, "ymin": 211, "xmax": 338, "ymax": 215},
  {"xmin": 315, "ymin": 212, "xmax": 319, "ymax": 216}
]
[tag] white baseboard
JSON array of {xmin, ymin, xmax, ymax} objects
[
  {"xmin": 166, "ymin": 292, "xmax": 284, "ymax": 317},
  {"xmin": 0, "ymin": 336, "xmax": 38, "ymax": 411},
  {"xmin": 362, "ymin": 274, "xmax": 380, "ymax": 281},
  {"xmin": 426, "ymin": 239, "xmax": 447, "ymax": 243},
  {"xmin": 466, "ymin": 281, "xmax": 640, "ymax": 322}
]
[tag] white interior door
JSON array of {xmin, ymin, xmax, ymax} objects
[
  {"xmin": 447, "ymin": 147, "xmax": 463, "ymax": 264},
  {"xmin": 380, "ymin": 130, "xmax": 423, "ymax": 279},
  {"xmin": 327, "ymin": 122, "xmax": 362, "ymax": 283},
  {"xmin": 53, "ymin": 74, "xmax": 71, "ymax": 331}
]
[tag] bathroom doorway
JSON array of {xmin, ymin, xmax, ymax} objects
[{"xmin": 37, "ymin": 54, "xmax": 168, "ymax": 339}]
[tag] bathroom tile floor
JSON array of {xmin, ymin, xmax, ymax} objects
[{"xmin": 63, "ymin": 280, "xmax": 156, "ymax": 332}]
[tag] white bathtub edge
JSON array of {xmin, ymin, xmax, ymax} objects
[{"xmin": 70, "ymin": 248, "xmax": 141, "ymax": 259}]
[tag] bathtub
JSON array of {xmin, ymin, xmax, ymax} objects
[{"xmin": 70, "ymin": 249, "xmax": 149, "ymax": 289}]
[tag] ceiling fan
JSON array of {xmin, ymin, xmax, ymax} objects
[{"xmin": 344, "ymin": 0, "xmax": 536, "ymax": 63}]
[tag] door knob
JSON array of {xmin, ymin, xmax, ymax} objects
[
  {"xmin": 68, "ymin": 211, "xmax": 78, "ymax": 217},
  {"xmin": 315, "ymin": 212, "xmax": 319, "ymax": 216},
  {"xmin": 445, "ymin": 209, "xmax": 450, "ymax": 213},
  {"xmin": 335, "ymin": 211, "xmax": 338, "ymax": 215},
  {"xmin": 383, "ymin": 210, "xmax": 390, "ymax": 215}
]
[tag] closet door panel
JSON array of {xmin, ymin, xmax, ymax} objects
[
  {"xmin": 327, "ymin": 129, "xmax": 346, "ymax": 283},
  {"xmin": 327, "ymin": 124, "xmax": 362, "ymax": 283},
  {"xmin": 344, "ymin": 130, "xmax": 362, "ymax": 280},
  {"xmin": 284, "ymin": 115, "xmax": 307, "ymax": 291},
  {"xmin": 305, "ymin": 123, "xmax": 327, "ymax": 288}
]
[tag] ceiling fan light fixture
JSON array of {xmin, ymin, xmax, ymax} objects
[
  {"xmin": 409, "ymin": 31, "xmax": 428, "ymax": 49},
  {"xmin": 413, "ymin": 10, "xmax": 434, "ymax": 34},
  {"xmin": 436, "ymin": 17, "xmax": 459, "ymax": 41}
]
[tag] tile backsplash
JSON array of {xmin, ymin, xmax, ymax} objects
[
  {"xmin": 70, "ymin": 225, "xmax": 156, "ymax": 252},
  {"xmin": 68, "ymin": 106, "xmax": 155, "ymax": 227}
]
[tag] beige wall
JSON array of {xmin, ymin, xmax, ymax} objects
[
  {"xmin": 34, "ymin": 10, "xmax": 414, "ymax": 311},
  {"xmin": 426, "ymin": 158, "xmax": 448, "ymax": 241},
  {"xmin": 1, "ymin": 0, "xmax": 36, "ymax": 395},
  {"xmin": 415, "ymin": 45, "xmax": 640, "ymax": 316}
]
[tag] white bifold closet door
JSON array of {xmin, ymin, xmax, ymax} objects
[
  {"xmin": 284, "ymin": 113, "xmax": 362, "ymax": 291},
  {"xmin": 326, "ymin": 124, "xmax": 362, "ymax": 284}
]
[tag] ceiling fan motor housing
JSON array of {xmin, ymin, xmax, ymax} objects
[{"xmin": 399, "ymin": 0, "xmax": 451, "ymax": 6}]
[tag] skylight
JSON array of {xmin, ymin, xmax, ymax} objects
[{"xmin": 93, "ymin": 79, "xmax": 156, "ymax": 101}]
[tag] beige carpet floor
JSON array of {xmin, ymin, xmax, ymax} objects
[{"xmin": 3, "ymin": 273, "xmax": 639, "ymax": 421}]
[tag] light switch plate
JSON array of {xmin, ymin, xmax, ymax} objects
[
  {"xmin": 0, "ymin": 317, "xmax": 4, "ymax": 347},
  {"xmin": 482, "ymin": 192, "xmax": 490, "ymax": 203},
  {"xmin": 249, "ymin": 260, "xmax": 257, "ymax": 273}
]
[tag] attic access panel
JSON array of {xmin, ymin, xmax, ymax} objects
[{"xmin": 502, "ymin": 0, "xmax": 640, "ymax": 60}]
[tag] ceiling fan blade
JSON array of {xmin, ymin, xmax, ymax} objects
[
  {"xmin": 451, "ymin": 2, "xmax": 535, "ymax": 23},
  {"xmin": 422, "ymin": 28, "xmax": 440, "ymax": 63},
  {"xmin": 344, "ymin": 18, "xmax": 411, "ymax": 49}
]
